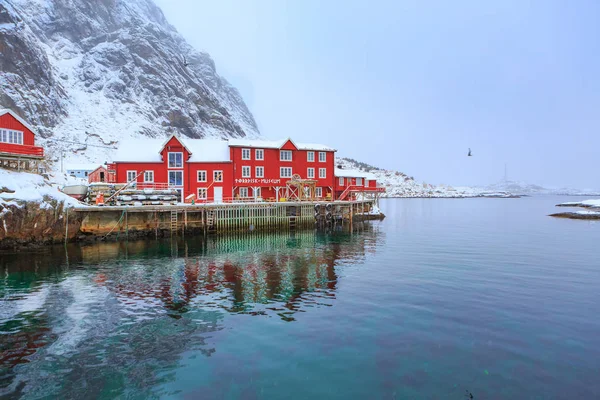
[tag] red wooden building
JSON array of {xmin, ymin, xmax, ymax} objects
[
  {"xmin": 334, "ymin": 168, "xmax": 386, "ymax": 200},
  {"xmin": 0, "ymin": 109, "xmax": 44, "ymax": 171},
  {"xmin": 228, "ymin": 138, "xmax": 336, "ymax": 201},
  {"xmin": 108, "ymin": 134, "xmax": 383, "ymax": 203},
  {"xmin": 89, "ymin": 164, "xmax": 116, "ymax": 183},
  {"xmin": 112, "ymin": 135, "xmax": 233, "ymax": 203}
]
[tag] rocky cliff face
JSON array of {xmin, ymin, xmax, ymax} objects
[{"xmin": 0, "ymin": 0, "xmax": 259, "ymax": 163}]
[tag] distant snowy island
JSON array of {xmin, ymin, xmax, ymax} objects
[{"xmin": 338, "ymin": 158, "xmax": 600, "ymax": 199}]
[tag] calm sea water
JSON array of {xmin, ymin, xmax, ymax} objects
[{"xmin": 1, "ymin": 197, "xmax": 599, "ymax": 399}]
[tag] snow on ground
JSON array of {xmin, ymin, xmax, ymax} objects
[
  {"xmin": 0, "ymin": 169, "xmax": 80, "ymax": 208},
  {"xmin": 557, "ymin": 199, "xmax": 600, "ymax": 209}
]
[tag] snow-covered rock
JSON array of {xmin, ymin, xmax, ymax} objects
[
  {"xmin": 0, "ymin": 169, "xmax": 79, "ymax": 209},
  {"xmin": 0, "ymin": 0, "xmax": 259, "ymax": 169},
  {"xmin": 556, "ymin": 199, "xmax": 600, "ymax": 209}
]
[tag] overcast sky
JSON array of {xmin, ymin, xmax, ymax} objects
[{"xmin": 155, "ymin": 0, "xmax": 599, "ymax": 189}]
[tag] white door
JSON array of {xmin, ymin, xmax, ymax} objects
[{"xmin": 214, "ymin": 187, "xmax": 223, "ymax": 203}]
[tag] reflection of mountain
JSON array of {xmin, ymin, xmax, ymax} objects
[{"xmin": 0, "ymin": 226, "xmax": 383, "ymax": 397}]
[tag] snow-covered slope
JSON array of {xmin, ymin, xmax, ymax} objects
[
  {"xmin": 0, "ymin": 169, "xmax": 79, "ymax": 209},
  {"xmin": 337, "ymin": 158, "xmax": 513, "ymax": 198},
  {"xmin": 484, "ymin": 180, "xmax": 600, "ymax": 196},
  {"xmin": 0, "ymin": 0, "xmax": 259, "ymax": 167}
]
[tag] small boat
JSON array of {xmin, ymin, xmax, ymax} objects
[{"xmin": 61, "ymin": 184, "xmax": 88, "ymax": 200}]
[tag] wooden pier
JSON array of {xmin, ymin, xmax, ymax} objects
[{"xmin": 73, "ymin": 200, "xmax": 380, "ymax": 238}]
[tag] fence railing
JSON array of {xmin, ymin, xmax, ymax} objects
[{"xmin": 0, "ymin": 143, "xmax": 44, "ymax": 157}]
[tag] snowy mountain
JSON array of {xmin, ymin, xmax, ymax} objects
[
  {"xmin": 0, "ymin": 0, "xmax": 259, "ymax": 166},
  {"xmin": 337, "ymin": 158, "xmax": 514, "ymax": 198}
]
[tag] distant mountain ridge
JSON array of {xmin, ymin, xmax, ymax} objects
[
  {"xmin": 484, "ymin": 180, "xmax": 600, "ymax": 196},
  {"xmin": 0, "ymin": 0, "xmax": 259, "ymax": 164}
]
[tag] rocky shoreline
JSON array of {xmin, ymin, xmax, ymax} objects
[
  {"xmin": 0, "ymin": 198, "xmax": 83, "ymax": 251},
  {"xmin": 549, "ymin": 199, "xmax": 600, "ymax": 220}
]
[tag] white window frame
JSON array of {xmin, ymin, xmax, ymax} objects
[
  {"xmin": 339, "ymin": 177, "xmax": 344, "ymax": 186},
  {"xmin": 168, "ymin": 170, "xmax": 183, "ymax": 186},
  {"xmin": 214, "ymin": 170, "xmax": 223, "ymax": 182},
  {"xmin": 307, "ymin": 167, "xmax": 315, "ymax": 179},
  {"xmin": 168, "ymin": 152, "xmax": 183, "ymax": 168},
  {"xmin": 315, "ymin": 187, "xmax": 322, "ymax": 197},
  {"xmin": 127, "ymin": 170, "xmax": 137, "ymax": 182},
  {"xmin": 198, "ymin": 188, "xmax": 207, "ymax": 200},
  {"xmin": 144, "ymin": 171, "xmax": 154, "ymax": 182},
  {"xmin": 255, "ymin": 149, "xmax": 264, "ymax": 160},
  {"xmin": 319, "ymin": 152, "xmax": 326, "ymax": 162},
  {"xmin": 242, "ymin": 148, "xmax": 251, "ymax": 160},
  {"xmin": 319, "ymin": 168, "xmax": 326, "ymax": 179},
  {"xmin": 256, "ymin": 166, "xmax": 264, "ymax": 178},
  {"xmin": 280, "ymin": 167, "xmax": 292, "ymax": 178},
  {"xmin": 254, "ymin": 187, "xmax": 261, "ymax": 198},
  {"xmin": 280, "ymin": 150, "xmax": 292, "ymax": 161},
  {"xmin": 0, "ymin": 129, "xmax": 23, "ymax": 145},
  {"xmin": 242, "ymin": 166, "xmax": 251, "ymax": 178},
  {"xmin": 239, "ymin": 187, "xmax": 249, "ymax": 198},
  {"xmin": 197, "ymin": 170, "xmax": 207, "ymax": 182},
  {"xmin": 307, "ymin": 151, "xmax": 315, "ymax": 162},
  {"xmin": 356, "ymin": 177, "xmax": 363, "ymax": 186}
]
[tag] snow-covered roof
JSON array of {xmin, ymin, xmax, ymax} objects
[
  {"xmin": 228, "ymin": 138, "xmax": 336, "ymax": 152},
  {"xmin": 113, "ymin": 137, "xmax": 231, "ymax": 163},
  {"xmin": 185, "ymin": 139, "xmax": 231, "ymax": 162},
  {"xmin": 335, "ymin": 168, "xmax": 376, "ymax": 179},
  {"xmin": 0, "ymin": 109, "xmax": 38, "ymax": 136},
  {"xmin": 65, "ymin": 163, "xmax": 103, "ymax": 171}
]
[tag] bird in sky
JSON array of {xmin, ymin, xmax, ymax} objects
[{"xmin": 468, "ymin": 148, "xmax": 472, "ymax": 157}]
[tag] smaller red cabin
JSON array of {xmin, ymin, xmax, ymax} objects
[
  {"xmin": 89, "ymin": 164, "xmax": 116, "ymax": 183},
  {"xmin": 0, "ymin": 109, "xmax": 44, "ymax": 163}
]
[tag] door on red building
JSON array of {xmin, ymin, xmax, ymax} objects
[{"xmin": 214, "ymin": 187, "xmax": 223, "ymax": 203}]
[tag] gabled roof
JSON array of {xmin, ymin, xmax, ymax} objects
[
  {"xmin": 159, "ymin": 133, "xmax": 192, "ymax": 155},
  {"xmin": 113, "ymin": 137, "xmax": 231, "ymax": 163},
  {"xmin": 0, "ymin": 109, "xmax": 38, "ymax": 136},
  {"xmin": 228, "ymin": 138, "xmax": 336, "ymax": 151}
]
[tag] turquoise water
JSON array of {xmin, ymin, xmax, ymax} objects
[{"xmin": 1, "ymin": 197, "xmax": 600, "ymax": 399}]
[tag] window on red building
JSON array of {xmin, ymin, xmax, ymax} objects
[
  {"xmin": 256, "ymin": 166, "xmax": 264, "ymax": 178},
  {"xmin": 169, "ymin": 171, "xmax": 183, "ymax": 186},
  {"xmin": 319, "ymin": 152, "xmax": 326, "ymax": 162},
  {"xmin": 242, "ymin": 166, "xmax": 251, "ymax": 178},
  {"xmin": 280, "ymin": 167, "xmax": 292, "ymax": 178},
  {"xmin": 255, "ymin": 149, "xmax": 264, "ymax": 160},
  {"xmin": 168, "ymin": 152, "xmax": 183, "ymax": 168},
  {"xmin": 319, "ymin": 168, "xmax": 326, "ymax": 178},
  {"xmin": 280, "ymin": 150, "xmax": 292, "ymax": 161},
  {"xmin": 214, "ymin": 170, "xmax": 223, "ymax": 182},
  {"xmin": 127, "ymin": 170, "xmax": 137, "ymax": 182},
  {"xmin": 316, "ymin": 187, "xmax": 322, "ymax": 197},
  {"xmin": 144, "ymin": 171, "xmax": 154, "ymax": 182},
  {"xmin": 197, "ymin": 171, "xmax": 207, "ymax": 182},
  {"xmin": 307, "ymin": 168, "xmax": 315, "ymax": 178},
  {"xmin": 198, "ymin": 188, "xmax": 207, "ymax": 199},
  {"xmin": 307, "ymin": 151, "xmax": 314, "ymax": 162},
  {"xmin": 242, "ymin": 148, "xmax": 251, "ymax": 160}
]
